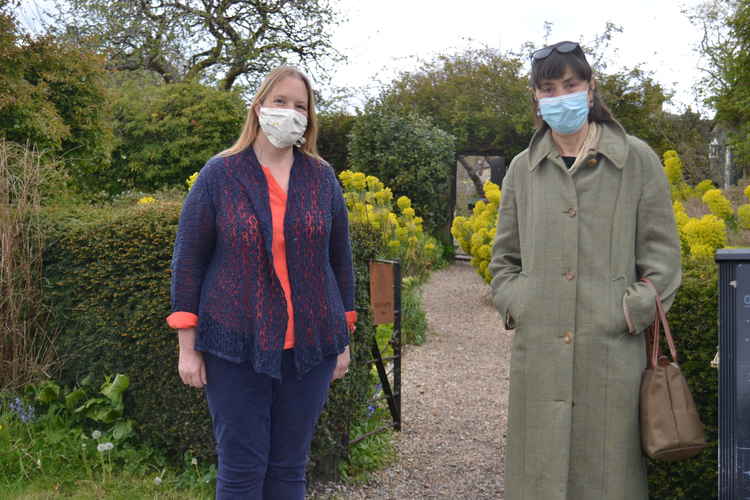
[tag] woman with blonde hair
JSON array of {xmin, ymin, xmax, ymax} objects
[{"xmin": 167, "ymin": 66, "xmax": 356, "ymax": 499}]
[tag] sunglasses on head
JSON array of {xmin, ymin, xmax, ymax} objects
[{"xmin": 530, "ymin": 41, "xmax": 583, "ymax": 62}]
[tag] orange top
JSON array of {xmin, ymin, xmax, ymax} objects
[{"xmin": 262, "ymin": 166, "xmax": 296, "ymax": 349}]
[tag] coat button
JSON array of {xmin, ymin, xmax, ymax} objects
[
  {"xmin": 567, "ymin": 207, "xmax": 577, "ymax": 217},
  {"xmin": 564, "ymin": 331, "xmax": 573, "ymax": 344},
  {"xmin": 587, "ymin": 157, "xmax": 598, "ymax": 167},
  {"xmin": 564, "ymin": 271, "xmax": 575, "ymax": 281}
]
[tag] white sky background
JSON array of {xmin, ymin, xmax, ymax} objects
[
  {"xmin": 17, "ymin": 0, "xmax": 710, "ymax": 115},
  {"xmin": 327, "ymin": 0, "xmax": 709, "ymax": 115}
]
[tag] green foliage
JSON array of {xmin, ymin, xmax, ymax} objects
[
  {"xmin": 0, "ymin": 374, "xmax": 139, "ymax": 486},
  {"xmin": 317, "ymin": 111, "xmax": 357, "ymax": 175},
  {"xmin": 0, "ymin": 12, "xmax": 113, "ymax": 193},
  {"xmin": 339, "ymin": 170, "xmax": 443, "ymax": 280},
  {"xmin": 379, "ymin": 48, "xmax": 532, "ymax": 160},
  {"xmin": 310, "ymin": 222, "xmax": 381, "ymax": 480},
  {"xmin": 339, "ymin": 407, "xmax": 396, "ymax": 483},
  {"xmin": 451, "ymin": 181, "xmax": 501, "ymax": 283},
  {"xmin": 0, "ymin": 385, "xmax": 216, "ymax": 498},
  {"xmin": 401, "ymin": 277, "xmax": 428, "ymax": 345},
  {"xmin": 738, "ymin": 203, "xmax": 750, "ymax": 229},
  {"xmin": 110, "ymin": 81, "xmax": 245, "ymax": 193},
  {"xmin": 692, "ymin": 0, "xmax": 750, "ymax": 169},
  {"xmin": 647, "ymin": 261, "xmax": 718, "ymax": 500},
  {"xmin": 42, "ymin": 201, "xmax": 214, "ymax": 461},
  {"xmin": 42, "ymin": 198, "xmax": 380, "ymax": 481},
  {"xmin": 596, "ymin": 66, "xmax": 673, "ymax": 154},
  {"xmin": 348, "ymin": 106, "xmax": 455, "ymax": 240}
]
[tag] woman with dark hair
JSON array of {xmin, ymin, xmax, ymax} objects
[
  {"xmin": 168, "ymin": 66, "xmax": 356, "ymax": 499},
  {"xmin": 489, "ymin": 41, "xmax": 681, "ymax": 499}
]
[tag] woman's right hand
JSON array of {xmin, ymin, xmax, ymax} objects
[{"xmin": 177, "ymin": 328, "xmax": 207, "ymax": 388}]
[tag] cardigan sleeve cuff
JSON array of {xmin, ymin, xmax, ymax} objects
[
  {"xmin": 167, "ymin": 311, "xmax": 199, "ymax": 330},
  {"xmin": 345, "ymin": 310, "xmax": 357, "ymax": 333}
]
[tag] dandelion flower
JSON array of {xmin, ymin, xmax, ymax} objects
[
  {"xmin": 154, "ymin": 476, "xmax": 162, "ymax": 486},
  {"xmin": 92, "ymin": 430, "xmax": 102, "ymax": 440},
  {"xmin": 97, "ymin": 442, "xmax": 114, "ymax": 452}
]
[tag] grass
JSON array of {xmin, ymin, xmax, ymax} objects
[{"xmin": 0, "ymin": 388, "xmax": 216, "ymax": 500}]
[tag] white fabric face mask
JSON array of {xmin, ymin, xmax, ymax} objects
[{"xmin": 258, "ymin": 107, "xmax": 308, "ymax": 149}]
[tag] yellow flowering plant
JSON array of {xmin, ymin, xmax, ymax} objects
[
  {"xmin": 338, "ymin": 170, "xmax": 441, "ymax": 279},
  {"xmin": 702, "ymin": 188, "xmax": 735, "ymax": 221},
  {"xmin": 663, "ymin": 150, "xmax": 693, "ymax": 201},
  {"xmin": 137, "ymin": 196, "xmax": 156, "ymax": 205},
  {"xmin": 186, "ymin": 172, "xmax": 199, "ymax": 190},
  {"xmin": 451, "ymin": 180, "xmax": 500, "ymax": 283},
  {"xmin": 737, "ymin": 204, "xmax": 750, "ymax": 230}
]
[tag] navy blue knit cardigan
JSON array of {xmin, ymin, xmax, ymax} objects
[{"xmin": 170, "ymin": 147, "xmax": 355, "ymax": 379}]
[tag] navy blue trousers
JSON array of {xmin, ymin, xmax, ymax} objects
[{"xmin": 204, "ymin": 350, "xmax": 336, "ymax": 500}]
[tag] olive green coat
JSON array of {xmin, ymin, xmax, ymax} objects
[{"xmin": 489, "ymin": 122, "xmax": 681, "ymax": 500}]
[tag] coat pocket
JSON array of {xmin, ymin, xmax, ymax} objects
[
  {"xmin": 505, "ymin": 272, "xmax": 528, "ymax": 329},
  {"xmin": 610, "ymin": 275, "xmax": 629, "ymax": 335}
]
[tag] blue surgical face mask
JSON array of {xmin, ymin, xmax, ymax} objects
[{"xmin": 538, "ymin": 90, "xmax": 590, "ymax": 135}]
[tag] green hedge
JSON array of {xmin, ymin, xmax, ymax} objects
[
  {"xmin": 647, "ymin": 261, "xmax": 718, "ymax": 499},
  {"xmin": 348, "ymin": 105, "xmax": 455, "ymax": 243},
  {"xmin": 42, "ymin": 200, "xmax": 378, "ymax": 479}
]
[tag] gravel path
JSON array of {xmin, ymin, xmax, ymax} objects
[{"xmin": 312, "ymin": 261, "xmax": 512, "ymax": 499}]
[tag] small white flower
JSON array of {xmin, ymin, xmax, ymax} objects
[
  {"xmin": 92, "ymin": 430, "xmax": 102, "ymax": 440},
  {"xmin": 154, "ymin": 476, "xmax": 162, "ymax": 486},
  {"xmin": 191, "ymin": 457, "xmax": 198, "ymax": 466},
  {"xmin": 82, "ymin": 443, "xmax": 87, "ymax": 449},
  {"xmin": 97, "ymin": 442, "xmax": 114, "ymax": 452}
]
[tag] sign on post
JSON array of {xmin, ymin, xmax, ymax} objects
[{"xmin": 369, "ymin": 260, "xmax": 395, "ymax": 325}]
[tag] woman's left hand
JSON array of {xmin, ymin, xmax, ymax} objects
[{"xmin": 332, "ymin": 345, "xmax": 350, "ymax": 381}]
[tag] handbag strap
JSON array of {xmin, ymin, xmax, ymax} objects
[{"xmin": 641, "ymin": 278, "xmax": 678, "ymax": 367}]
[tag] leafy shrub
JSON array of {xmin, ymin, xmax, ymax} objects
[
  {"xmin": 339, "ymin": 170, "xmax": 442, "ymax": 280},
  {"xmin": 663, "ymin": 150, "xmax": 693, "ymax": 200},
  {"xmin": 0, "ymin": 13, "xmax": 113, "ymax": 195},
  {"xmin": 42, "ymin": 196, "xmax": 379, "ymax": 481},
  {"xmin": 682, "ymin": 214, "xmax": 728, "ymax": 263},
  {"xmin": 42, "ymin": 201, "xmax": 214, "ymax": 460},
  {"xmin": 317, "ymin": 111, "xmax": 357, "ymax": 175},
  {"xmin": 647, "ymin": 261, "xmax": 718, "ymax": 499},
  {"xmin": 695, "ymin": 179, "xmax": 716, "ymax": 197},
  {"xmin": 451, "ymin": 180, "xmax": 500, "ymax": 283},
  {"xmin": 738, "ymin": 204, "xmax": 750, "ymax": 229},
  {"xmin": 702, "ymin": 188, "xmax": 735, "ymax": 221},
  {"xmin": 110, "ymin": 82, "xmax": 245, "ymax": 193},
  {"xmin": 347, "ymin": 106, "xmax": 455, "ymax": 240},
  {"xmin": 401, "ymin": 277, "xmax": 428, "ymax": 345}
]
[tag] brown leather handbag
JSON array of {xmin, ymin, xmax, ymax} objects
[{"xmin": 639, "ymin": 280, "xmax": 708, "ymax": 461}]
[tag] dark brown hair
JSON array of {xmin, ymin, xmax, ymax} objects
[{"xmin": 529, "ymin": 48, "xmax": 615, "ymax": 128}]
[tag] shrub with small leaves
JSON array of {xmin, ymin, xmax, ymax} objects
[
  {"xmin": 694, "ymin": 179, "xmax": 716, "ymax": 197},
  {"xmin": 451, "ymin": 181, "xmax": 500, "ymax": 283},
  {"xmin": 682, "ymin": 214, "xmax": 728, "ymax": 262},
  {"xmin": 738, "ymin": 204, "xmax": 750, "ymax": 230},
  {"xmin": 702, "ymin": 188, "xmax": 734, "ymax": 221},
  {"xmin": 663, "ymin": 150, "xmax": 693, "ymax": 200},
  {"xmin": 338, "ymin": 170, "xmax": 441, "ymax": 280}
]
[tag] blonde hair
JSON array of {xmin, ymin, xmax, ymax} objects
[{"xmin": 220, "ymin": 66, "xmax": 320, "ymax": 158}]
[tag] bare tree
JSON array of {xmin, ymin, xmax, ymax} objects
[{"xmin": 49, "ymin": 0, "xmax": 342, "ymax": 89}]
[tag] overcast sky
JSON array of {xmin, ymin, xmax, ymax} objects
[
  {"xmin": 328, "ymin": 0, "xmax": 709, "ymax": 114},
  {"xmin": 17, "ymin": 0, "xmax": 710, "ymax": 115}
]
